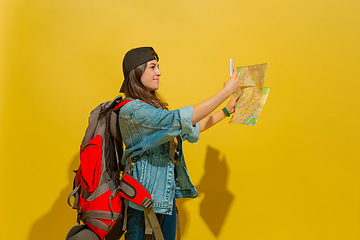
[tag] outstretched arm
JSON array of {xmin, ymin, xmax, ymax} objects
[
  {"xmin": 199, "ymin": 92, "xmax": 241, "ymax": 132},
  {"xmin": 191, "ymin": 68, "xmax": 240, "ymax": 125}
]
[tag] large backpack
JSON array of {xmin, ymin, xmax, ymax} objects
[{"xmin": 67, "ymin": 96, "xmax": 164, "ymax": 240}]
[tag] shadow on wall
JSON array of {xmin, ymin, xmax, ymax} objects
[
  {"xmin": 177, "ymin": 146, "xmax": 234, "ymax": 237},
  {"xmin": 196, "ymin": 145, "xmax": 234, "ymax": 237},
  {"xmin": 176, "ymin": 198, "xmax": 191, "ymax": 237},
  {"xmin": 28, "ymin": 154, "xmax": 80, "ymax": 240}
]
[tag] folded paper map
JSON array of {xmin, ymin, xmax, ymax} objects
[{"xmin": 230, "ymin": 63, "xmax": 270, "ymax": 126}]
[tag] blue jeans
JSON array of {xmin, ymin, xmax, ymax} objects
[{"xmin": 125, "ymin": 202, "xmax": 177, "ymax": 240}]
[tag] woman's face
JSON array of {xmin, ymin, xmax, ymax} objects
[{"xmin": 141, "ymin": 60, "xmax": 161, "ymax": 92}]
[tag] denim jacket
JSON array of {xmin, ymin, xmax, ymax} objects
[{"xmin": 118, "ymin": 99, "xmax": 200, "ymax": 215}]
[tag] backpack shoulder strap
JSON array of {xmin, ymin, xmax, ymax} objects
[
  {"xmin": 112, "ymin": 97, "xmax": 134, "ymax": 112},
  {"xmin": 110, "ymin": 97, "xmax": 133, "ymax": 141}
]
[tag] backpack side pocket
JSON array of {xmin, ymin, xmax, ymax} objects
[{"xmin": 80, "ymin": 135, "xmax": 103, "ymax": 194}]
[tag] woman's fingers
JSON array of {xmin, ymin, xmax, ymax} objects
[
  {"xmin": 229, "ymin": 69, "xmax": 240, "ymax": 93},
  {"xmin": 224, "ymin": 67, "xmax": 241, "ymax": 95},
  {"xmin": 231, "ymin": 67, "xmax": 238, "ymax": 78},
  {"xmin": 226, "ymin": 91, "xmax": 240, "ymax": 114}
]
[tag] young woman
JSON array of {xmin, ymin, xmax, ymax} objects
[{"xmin": 119, "ymin": 47, "xmax": 240, "ymax": 240}]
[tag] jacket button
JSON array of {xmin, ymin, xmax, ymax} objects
[
  {"xmin": 168, "ymin": 208, "xmax": 171, "ymax": 212},
  {"xmin": 172, "ymin": 187, "xmax": 174, "ymax": 191}
]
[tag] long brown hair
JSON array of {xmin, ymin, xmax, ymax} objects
[{"xmin": 124, "ymin": 62, "xmax": 168, "ymax": 110}]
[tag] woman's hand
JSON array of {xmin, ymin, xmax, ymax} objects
[
  {"xmin": 225, "ymin": 89, "xmax": 241, "ymax": 114},
  {"xmin": 223, "ymin": 68, "xmax": 240, "ymax": 96},
  {"xmin": 192, "ymin": 68, "xmax": 240, "ymax": 125}
]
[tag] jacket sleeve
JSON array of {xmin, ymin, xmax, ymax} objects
[{"xmin": 129, "ymin": 100, "xmax": 200, "ymax": 150}]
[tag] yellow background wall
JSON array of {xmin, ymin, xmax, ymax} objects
[{"xmin": 1, "ymin": 0, "xmax": 360, "ymax": 239}]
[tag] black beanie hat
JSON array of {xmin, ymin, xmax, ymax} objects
[{"xmin": 120, "ymin": 47, "xmax": 159, "ymax": 92}]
